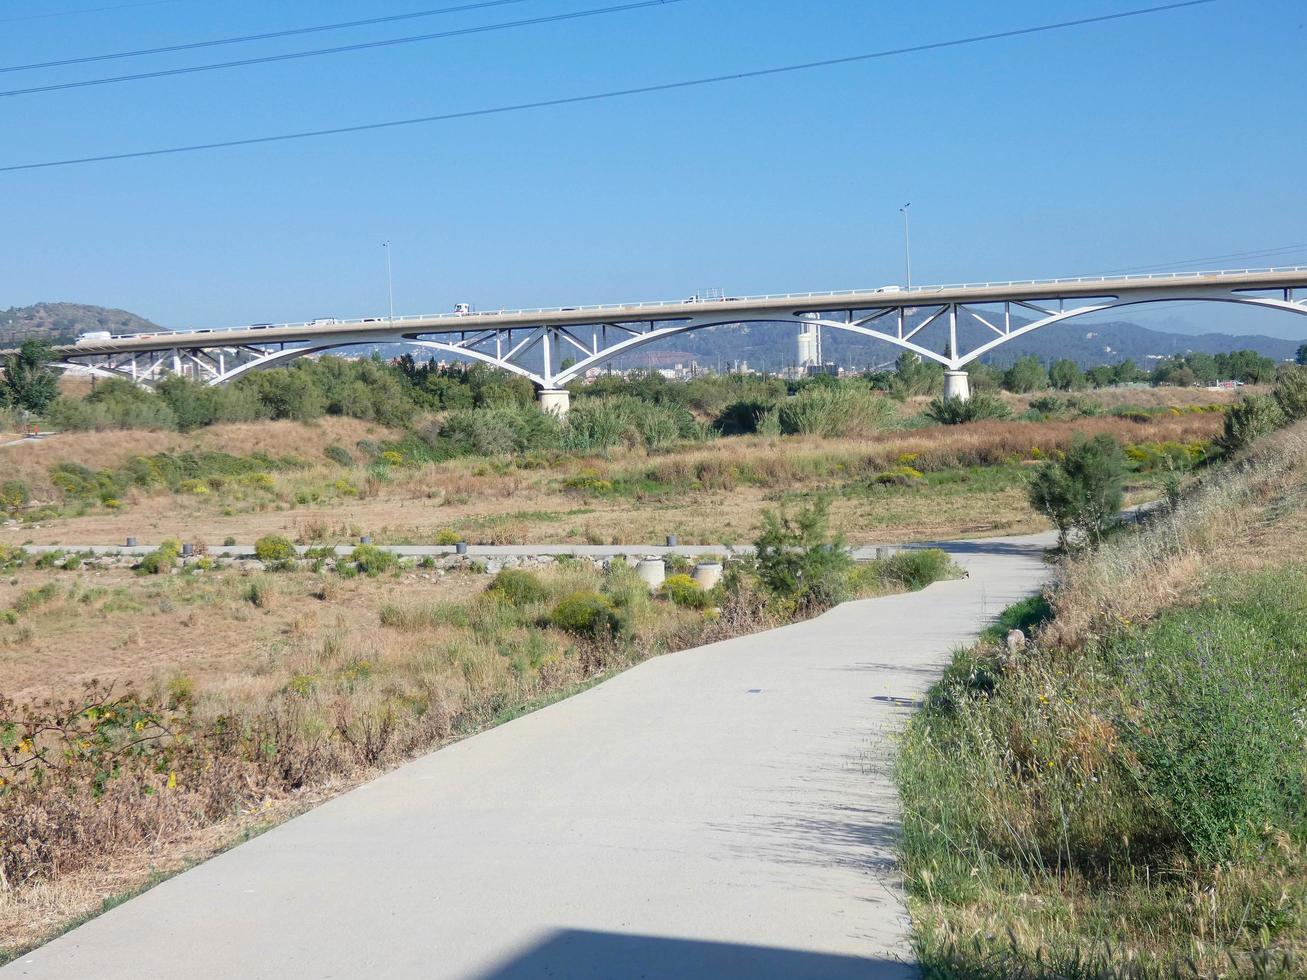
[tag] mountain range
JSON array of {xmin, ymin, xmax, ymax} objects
[{"xmin": 0, "ymin": 303, "xmax": 162, "ymax": 344}]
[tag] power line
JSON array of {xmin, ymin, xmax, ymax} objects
[
  {"xmin": 1091, "ymin": 243, "xmax": 1307, "ymax": 276},
  {"xmin": 0, "ymin": 0, "xmax": 192, "ymax": 24},
  {"xmin": 1, "ymin": 0, "xmax": 1217, "ymax": 173},
  {"xmin": 0, "ymin": 0, "xmax": 538, "ymax": 74},
  {"xmin": 0, "ymin": 0, "xmax": 688, "ymax": 99}
]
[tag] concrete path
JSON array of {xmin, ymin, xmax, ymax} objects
[{"xmin": 3, "ymin": 533, "xmax": 1055, "ymax": 980}]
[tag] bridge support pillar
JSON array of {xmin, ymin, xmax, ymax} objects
[
  {"xmin": 537, "ymin": 388, "xmax": 571, "ymax": 417},
  {"xmin": 944, "ymin": 370, "xmax": 971, "ymax": 402}
]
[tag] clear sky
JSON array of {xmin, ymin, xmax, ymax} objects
[{"xmin": 2, "ymin": 0, "xmax": 1305, "ymax": 338}]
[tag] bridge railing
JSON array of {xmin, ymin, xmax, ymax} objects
[{"xmin": 69, "ymin": 264, "xmax": 1307, "ymax": 345}]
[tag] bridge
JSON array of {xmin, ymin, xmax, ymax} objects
[{"xmin": 10, "ymin": 266, "xmax": 1307, "ymax": 413}]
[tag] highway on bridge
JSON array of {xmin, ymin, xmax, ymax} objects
[{"xmin": 9, "ymin": 266, "xmax": 1307, "ymax": 404}]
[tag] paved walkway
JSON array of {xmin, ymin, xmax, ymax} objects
[{"xmin": 3, "ymin": 533, "xmax": 1055, "ymax": 980}]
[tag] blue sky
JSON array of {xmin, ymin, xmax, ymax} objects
[{"xmin": 2, "ymin": 0, "xmax": 1305, "ymax": 338}]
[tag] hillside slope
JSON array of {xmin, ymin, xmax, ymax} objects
[{"xmin": 0, "ymin": 303, "xmax": 163, "ymax": 344}]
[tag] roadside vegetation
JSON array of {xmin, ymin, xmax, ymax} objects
[{"xmin": 897, "ymin": 368, "xmax": 1307, "ymax": 977}]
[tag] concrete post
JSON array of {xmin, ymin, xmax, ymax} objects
[
  {"xmin": 691, "ymin": 563, "xmax": 723, "ymax": 590},
  {"xmin": 943, "ymin": 370, "xmax": 971, "ymax": 401},
  {"xmin": 635, "ymin": 559, "xmax": 666, "ymax": 591},
  {"xmin": 537, "ymin": 388, "xmax": 570, "ymax": 417}
]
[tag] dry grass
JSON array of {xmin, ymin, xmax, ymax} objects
[
  {"xmin": 1042, "ymin": 420, "xmax": 1307, "ymax": 650},
  {"xmin": 0, "ymin": 556, "xmax": 776, "ymax": 957},
  {"xmin": 9, "ymin": 412, "xmax": 1224, "ymax": 548}
]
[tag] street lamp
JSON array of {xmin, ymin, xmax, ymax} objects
[
  {"xmin": 899, "ymin": 203, "xmax": 912, "ymax": 290},
  {"xmin": 382, "ymin": 241, "xmax": 395, "ymax": 325}
]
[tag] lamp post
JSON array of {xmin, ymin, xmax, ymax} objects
[
  {"xmin": 382, "ymin": 241, "xmax": 395, "ymax": 325},
  {"xmin": 899, "ymin": 203, "xmax": 912, "ymax": 290}
]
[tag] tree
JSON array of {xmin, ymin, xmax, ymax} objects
[
  {"xmin": 1028, "ymin": 434, "xmax": 1126, "ymax": 551},
  {"xmin": 1, "ymin": 340, "xmax": 59, "ymax": 413},
  {"xmin": 1003, "ymin": 355, "xmax": 1049, "ymax": 394},
  {"xmin": 890, "ymin": 351, "xmax": 943, "ymax": 397},
  {"xmin": 1297, "ymin": 344, "xmax": 1307, "ymax": 367},
  {"xmin": 1273, "ymin": 368, "xmax": 1307, "ymax": 422},
  {"xmin": 1112, "ymin": 360, "xmax": 1142, "ymax": 385},
  {"xmin": 753, "ymin": 496, "xmax": 852, "ymax": 611},
  {"xmin": 1048, "ymin": 358, "xmax": 1084, "ymax": 391}
]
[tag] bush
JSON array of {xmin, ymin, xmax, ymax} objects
[
  {"xmin": 0, "ymin": 479, "xmax": 29, "ymax": 514},
  {"xmin": 550, "ymin": 591, "xmax": 622, "ymax": 639},
  {"xmin": 661, "ymin": 573, "xmax": 710, "ymax": 609},
  {"xmin": 777, "ymin": 386, "xmax": 892, "ymax": 438},
  {"xmin": 324, "ymin": 444, "xmax": 355, "ymax": 467},
  {"xmin": 350, "ymin": 544, "xmax": 397, "ymax": 577},
  {"xmin": 1218, "ymin": 394, "xmax": 1286, "ymax": 453},
  {"xmin": 924, "ymin": 391, "xmax": 1011, "ymax": 425},
  {"xmin": 136, "ymin": 539, "xmax": 181, "ymax": 575},
  {"xmin": 1028, "ymin": 434, "xmax": 1127, "ymax": 551},
  {"xmin": 754, "ymin": 497, "xmax": 853, "ymax": 611},
  {"xmin": 487, "ymin": 568, "xmax": 548, "ymax": 606},
  {"xmin": 1272, "ymin": 368, "xmax": 1307, "ymax": 423},
  {"xmin": 254, "ymin": 535, "xmax": 297, "ymax": 564},
  {"xmin": 875, "ymin": 548, "xmax": 957, "ymax": 590}
]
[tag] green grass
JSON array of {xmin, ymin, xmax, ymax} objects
[{"xmin": 898, "ymin": 569, "xmax": 1307, "ymax": 976}]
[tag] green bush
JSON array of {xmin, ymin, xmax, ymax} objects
[
  {"xmin": 924, "ymin": 391, "xmax": 1011, "ymax": 425},
  {"xmin": 550, "ymin": 591, "xmax": 622, "ymax": 639},
  {"xmin": 1218, "ymin": 394, "xmax": 1286, "ymax": 453},
  {"xmin": 487, "ymin": 568, "xmax": 548, "ymax": 606},
  {"xmin": 754, "ymin": 496, "xmax": 853, "ymax": 610},
  {"xmin": 661, "ymin": 573, "xmax": 710, "ymax": 609},
  {"xmin": 777, "ymin": 386, "xmax": 893, "ymax": 438},
  {"xmin": 350, "ymin": 544, "xmax": 398, "ymax": 577},
  {"xmin": 1272, "ymin": 368, "xmax": 1307, "ymax": 423},
  {"xmin": 0, "ymin": 479, "xmax": 29, "ymax": 514},
  {"xmin": 254, "ymin": 534, "xmax": 297, "ymax": 564},
  {"xmin": 875, "ymin": 548, "xmax": 958, "ymax": 591},
  {"xmin": 136, "ymin": 539, "xmax": 182, "ymax": 575},
  {"xmin": 1028, "ymin": 434, "xmax": 1127, "ymax": 551},
  {"xmin": 324, "ymin": 444, "xmax": 355, "ymax": 467}
]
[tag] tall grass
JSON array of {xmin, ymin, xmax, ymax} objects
[{"xmin": 897, "ymin": 419, "xmax": 1307, "ymax": 976}]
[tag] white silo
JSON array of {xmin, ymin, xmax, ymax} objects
[{"xmin": 797, "ymin": 313, "xmax": 821, "ymax": 368}]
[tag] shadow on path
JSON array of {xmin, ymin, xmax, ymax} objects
[{"xmin": 474, "ymin": 929, "xmax": 915, "ymax": 979}]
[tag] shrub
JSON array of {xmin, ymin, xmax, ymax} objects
[
  {"xmin": 1218, "ymin": 394, "xmax": 1285, "ymax": 453},
  {"xmin": 0, "ymin": 479, "xmax": 29, "ymax": 514},
  {"xmin": 924, "ymin": 391, "xmax": 1011, "ymax": 425},
  {"xmin": 324, "ymin": 444, "xmax": 355, "ymax": 467},
  {"xmin": 661, "ymin": 573, "xmax": 710, "ymax": 609},
  {"xmin": 254, "ymin": 535, "xmax": 297, "ymax": 564},
  {"xmin": 777, "ymin": 386, "xmax": 892, "ymax": 438},
  {"xmin": 1272, "ymin": 368, "xmax": 1307, "ymax": 422},
  {"xmin": 753, "ymin": 496, "xmax": 853, "ymax": 611},
  {"xmin": 1028, "ymin": 434, "xmax": 1127, "ymax": 551},
  {"xmin": 487, "ymin": 568, "xmax": 548, "ymax": 606},
  {"xmin": 136, "ymin": 539, "xmax": 181, "ymax": 575},
  {"xmin": 243, "ymin": 577, "xmax": 274, "ymax": 608},
  {"xmin": 550, "ymin": 591, "xmax": 622, "ymax": 639},
  {"xmin": 350, "ymin": 544, "xmax": 397, "ymax": 577},
  {"xmin": 875, "ymin": 548, "xmax": 957, "ymax": 590}
]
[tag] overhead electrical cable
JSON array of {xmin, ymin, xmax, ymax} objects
[
  {"xmin": 0, "ymin": 0, "xmax": 539, "ymax": 74},
  {"xmin": 0, "ymin": 0, "xmax": 192, "ymax": 24},
  {"xmin": 0, "ymin": 0, "xmax": 1217, "ymax": 173},
  {"xmin": 0, "ymin": 0, "xmax": 689, "ymax": 98},
  {"xmin": 1091, "ymin": 243, "xmax": 1307, "ymax": 276}
]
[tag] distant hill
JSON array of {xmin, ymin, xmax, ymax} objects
[
  {"xmin": 624, "ymin": 318, "xmax": 1303, "ymax": 372},
  {"xmin": 0, "ymin": 303, "xmax": 164, "ymax": 344}
]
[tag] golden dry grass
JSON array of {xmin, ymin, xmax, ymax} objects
[{"xmin": 9, "ymin": 412, "xmax": 1224, "ymax": 548}]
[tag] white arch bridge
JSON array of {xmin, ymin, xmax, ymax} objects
[{"xmin": 14, "ymin": 266, "xmax": 1307, "ymax": 411}]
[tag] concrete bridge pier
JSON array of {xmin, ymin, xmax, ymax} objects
[
  {"xmin": 943, "ymin": 370, "xmax": 971, "ymax": 401},
  {"xmin": 537, "ymin": 388, "xmax": 571, "ymax": 417}
]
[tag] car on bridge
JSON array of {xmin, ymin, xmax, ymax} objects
[{"xmin": 75, "ymin": 331, "xmax": 113, "ymax": 345}]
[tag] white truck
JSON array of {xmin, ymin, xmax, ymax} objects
[{"xmin": 75, "ymin": 331, "xmax": 113, "ymax": 345}]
